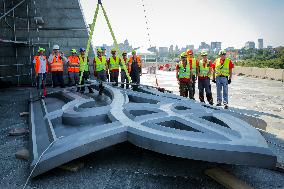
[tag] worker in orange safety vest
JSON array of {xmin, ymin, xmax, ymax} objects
[
  {"xmin": 129, "ymin": 50, "xmax": 142, "ymax": 91},
  {"xmin": 33, "ymin": 47, "xmax": 48, "ymax": 97},
  {"xmin": 67, "ymin": 49, "xmax": 80, "ymax": 89},
  {"xmin": 48, "ymin": 44, "xmax": 68, "ymax": 88}
]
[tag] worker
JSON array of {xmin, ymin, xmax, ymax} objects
[
  {"xmin": 186, "ymin": 49, "xmax": 198, "ymax": 100},
  {"xmin": 212, "ymin": 49, "xmax": 234, "ymax": 109},
  {"xmin": 101, "ymin": 46, "xmax": 109, "ymax": 82},
  {"xmin": 33, "ymin": 47, "xmax": 48, "ymax": 97},
  {"xmin": 67, "ymin": 49, "xmax": 80, "ymax": 89},
  {"xmin": 196, "ymin": 50, "xmax": 213, "ymax": 105},
  {"xmin": 48, "ymin": 44, "xmax": 67, "ymax": 88},
  {"xmin": 79, "ymin": 48, "xmax": 94, "ymax": 93},
  {"xmin": 120, "ymin": 51, "xmax": 130, "ymax": 89},
  {"xmin": 176, "ymin": 52, "xmax": 193, "ymax": 98},
  {"xmin": 108, "ymin": 48, "xmax": 120, "ymax": 86},
  {"xmin": 93, "ymin": 48, "xmax": 107, "ymax": 82},
  {"xmin": 129, "ymin": 50, "xmax": 142, "ymax": 91}
]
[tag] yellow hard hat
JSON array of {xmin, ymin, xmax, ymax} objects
[
  {"xmin": 111, "ymin": 48, "xmax": 116, "ymax": 52},
  {"xmin": 70, "ymin": 49, "xmax": 77, "ymax": 54},
  {"xmin": 97, "ymin": 48, "xmax": 102, "ymax": 53},
  {"xmin": 180, "ymin": 52, "xmax": 187, "ymax": 59}
]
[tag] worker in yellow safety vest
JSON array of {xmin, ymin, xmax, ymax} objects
[
  {"xmin": 93, "ymin": 48, "xmax": 107, "ymax": 82},
  {"xmin": 48, "ymin": 44, "xmax": 68, "ymax": 88},
  {"xmin": 196, "ymin": 50, "xmax": 213, "ymax": 105},
  {"xmin": 212, "ymin": 49, "xmax": 234, "ymax": 109},
  {"xmin": 176, "ymin": 52, "xmax": 193, "ymax": 98},
  {"xmin": 120, "ymin": 51, "xmax": 130, "ymax": 89},
  {"xmin": 108, "ymin": 48, "xmax": 120, "ymax": 86},
  {"xmin": 78, "ymin": 48, "xmax": 93, "ymax": 93},
  {"xmin": 186, "ymin": 49, "xmax": 198, "ymax": 100},
  {"xmin": 33, "ymin": 47, "xmax": 48, "ymax": 96},
  {"xmin": 67, "ymin": 49, "xmax": 80, "ymax": 88}
]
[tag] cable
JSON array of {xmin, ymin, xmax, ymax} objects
[{"xmin": 22, "ymin": 136, "xmax": 64, "ymax": 189}]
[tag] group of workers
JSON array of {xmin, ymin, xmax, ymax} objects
[
  {"xmin": 33, "ymin": 44, "xmax": 233, "ymax": 109},
  {"xmin": 33, "ymin": 44, "xmax": 143, "ymax": 97},
  {"xmin": 176, "ymin": 49, "xmax": 234, "ymax": 109}
]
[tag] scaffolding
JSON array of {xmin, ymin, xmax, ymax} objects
[{"xmin": 0, "ymin": 0, "xmax": 50, "ymax": 86}]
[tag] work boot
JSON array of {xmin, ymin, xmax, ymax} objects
[
  {"xmin": 199, "ymin": 92, "xmax": 205, "ymax": 103},
  {"xmin": 224, "ymin": 103, "xmax": 229, "ymax": 109},
  {"xmin": 206, "ymin": 93, "xmax": 214, "ymax": 105},
  {"xmin": 216, "ymin": 102, "xmax": 222, "ymax": 106}
]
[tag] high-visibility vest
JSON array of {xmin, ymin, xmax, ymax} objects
[
  {"xmin": 79, "ymin": 55, "xmax": 89, "ymax": 72},
  {"xmin": 121, "ymin": 58, "xmax": 129, "ymax": 71},
  {"xmin": 34, "ymin": 56, "xmax": 48, "ymax": 74},
  {"xmin": 68, "ymin": 56, "xmax": 80, "ymax": 73},
  {"xmin": 95, "ymin": 56, "xmax": 107, "ymax": 72},
  {"xmin": 178, "ymin": 61, "xmax": 190, "ymax": 79},
  {"xmin": 215, "ymin": 58, "xmax": 230, "ymax": 76},
  {"xmin": 188, "ymin": 57, "xmax": 197, "ymax": 75},
  {"xmin": 129, "ymin": 56, "xmax": 142, "ymax": 73},
  {"xmin": 50, "ymin": 55, "xmax": 63, "ymax": 72},
  {"xmin": 198, "ymin": 59, "xmax": 210, "ymax": 77},
  {"xmin": 109, "ymin": 56, "xmax": 120, "ymax": 71}
]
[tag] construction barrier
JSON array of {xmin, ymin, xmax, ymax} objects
[{"xmin": 234, "ymin": 66, "xmax": 284, "ymax": 82}]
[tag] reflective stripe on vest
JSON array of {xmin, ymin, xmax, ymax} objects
[
  {"xmin": 68, "ymin": 56, "xmax": 80, "ymax": 72},
  {"xmin": 178, "ymin": 62, "xmax": 190, "ymax": 79},
  {"xmin": 199, "ymin": 59, "xmax": 210, "ymax": 77},
  {"xmin": 51, "ymin": 55, "xmax": 63, "ymax": 72},
  {"xmin": 215, "ymin": 58, "xmax": 230, "ymax": 76},
  {"xmin": 34, "ymin": 56, "xmax": 48, "ymax": 74},
  {"xmin": 121, "ymin": 58, "xmax": 129, "ymax": 71},
  {"xmin": 109, "ymin": 56, "xmax": 120, "ymax": 70},
  {"xmin": 79, "ymin": 55, "xmax": 89, "ymax": 72},
  {"xmin": 188, "ymin": 57, "xmax": 197, "ymax": 75},
  {"xmin": 95, "ymin": 56, "xmax": 107, "ymax": 71}
]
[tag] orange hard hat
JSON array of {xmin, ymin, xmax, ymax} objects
[{"xmin": 186, "ymin": 49, "xmax": 193, "ymax": 55}]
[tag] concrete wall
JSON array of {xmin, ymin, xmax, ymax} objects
[
  {"xmin": 234, "ymin": 66, "xmax": 284, "ymax": 82},
  {"xmin": 0, "ymin": 0, "xmax": 94, "ymax": 85}
]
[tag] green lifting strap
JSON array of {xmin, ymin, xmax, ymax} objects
[
  {"xmin": 80, "ymin": 1, "xmax": 132, "ymax": 84},
  {"xmin": 79, "ymin": 3, "xmax": 100, "ymax": 84},
  {"xmin": 101, "ymin": 4, "xmax": 131, "ymax": 82}
]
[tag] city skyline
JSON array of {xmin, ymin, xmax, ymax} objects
[{"xmin": 79, "ymin": 0, "xmax": 284, "ymax": 49}]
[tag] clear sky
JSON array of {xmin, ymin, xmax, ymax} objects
[{"xmin": 79, "ymin": 0, "xmax": 284, "ymax": 49}]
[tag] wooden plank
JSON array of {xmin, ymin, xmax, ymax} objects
[
  {"xmin": 205, "ymin": 167, "xmax": 254, "ymax": 189},
  {"xmin": 20, "ymin": 112, "xmax": 29, "ymax": 116}
]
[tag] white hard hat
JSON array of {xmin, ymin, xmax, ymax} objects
[{"xmin": 53, "ymin": 44, "xmax": 60, "ymax": 50}]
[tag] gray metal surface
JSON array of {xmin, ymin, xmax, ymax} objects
[{"xmin": 29, "ymin": 81, "xmax": 277, "ymax": 177}]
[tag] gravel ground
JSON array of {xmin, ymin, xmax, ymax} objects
[{"xmin": 0, "ymin": 73, "xmax": 284, "ymax": 188}]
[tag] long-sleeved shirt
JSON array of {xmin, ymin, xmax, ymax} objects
[{"xmin": 48, "ymin": 54, "xmax": 68, "ymax": 64}]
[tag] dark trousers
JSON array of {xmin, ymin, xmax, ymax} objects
[
  {"xmin": 131, "ymin": 71, "xmax": 140, "ymax": 91},
  {"xmin": 52, "ymin": 71, "xmax": 64, "ymax": 88},
  {"xmin": 198, "ymin": 77, "xmax": 213, "ymax": 104},
  {"xmin": 179, "ymin": 81, "xmax": 193, "ymax": 99},
  {"xmin": 191, "ymin": 75, "xmax": 196, "ymax": 99},
  {"xmin": 68, "ymin": 72, "xmax": 79, "ymax": 87},
  {"xmin": 110, "ymin": 71, "xmax": 119, "ymax": 86},
  {"xmin": 121, "ymin": 70, "xmax": 129, "ymax": 89},
  {"xmin": 80, "ymin": 71, "xmax": 93, "ymax": 93}
]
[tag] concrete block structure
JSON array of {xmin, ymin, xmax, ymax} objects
[
  {"xmin": 29, "ymin": 81, "xmax": 276, "ymax": 177},
  {"xmin": 0, "ymin": 0, "xmax": 94, "ymax": 85}
]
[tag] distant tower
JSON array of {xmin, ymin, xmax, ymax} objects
[{"xmin": 258, "ymin": 39, "xmax": 263, "ymax": 49}]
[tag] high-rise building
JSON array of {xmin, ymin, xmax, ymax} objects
[
  {"xmin": 159, "ymin": 47, "xmax": 169, "ymax": 57},
  {"xmin": 186, "ymin": 45, "xmax": 194, "ymax": 51},
  {"xmin": 169, "ymin": 45, "xmax": 174, "ymax": 53},
  {"xmin": 175, "ymin": 45, "xmax": 179, "ymax": 53},
  {"xmin": 258, "ymin": 39, "xmax": 263, "ymax": 49},
  {"xmin": 211, "ymin": 42, "xmax": 222, "ymax": 51},
  {"xmin": 199, "ymin": 42, "xmax": 210, "ymax": 50},
  {"xmin": 245, "ymin": 41, "xmax": 255, "ymax": 49}
]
